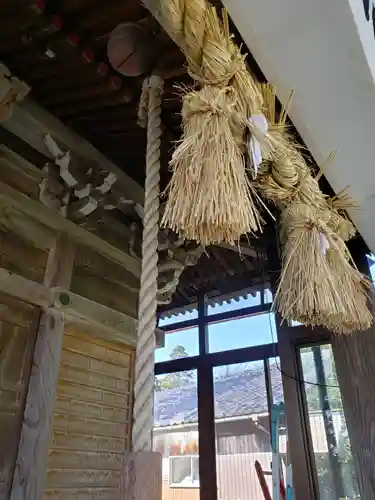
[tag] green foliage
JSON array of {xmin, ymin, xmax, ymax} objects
[
  {"xmin": 155, "ymin": 345, "xmax": 194, "ymax": 391},
  {"xmin": 170, "ymin": 345, "xmax": 189, "ymax": 359}
]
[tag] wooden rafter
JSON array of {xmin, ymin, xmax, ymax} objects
[{"xmin": 2, "ymin": 97, "xmax": 144, "ymax": 204}]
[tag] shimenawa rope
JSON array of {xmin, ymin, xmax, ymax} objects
[{"xmin": 132, "ymin": 74, "xmax": 163, "ymax": 452}]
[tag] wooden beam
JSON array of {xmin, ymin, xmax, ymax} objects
[
  {"xmin": 0, "ymin": 265, "xmax": 163, "ymax": 348},
  {"xmin": 0, "ymin": 267, "xmax": 52, "ymax": 307},
  {"xmin": 75, "ymin": 245, "xmax": 140, "ymax": 294},
  {"xmin": 71, "ymin": 271, "xmax": 138, "ymax": 319},
  {"xmin": 0, "ymin": 179, "xmax": 141, "ymax": 278},
  {"xmin": 53, "ymin": 287, "xmax": 138, "ymax": 345},
  {"xmin": 121, "ymin": 452, "xmax": 162, "ymax": 500},
  {"xmin": 331, "ymin": 244, "xmax": 375, "ymax": 500},
  {"xmin": 44, "ymin": 234, "xmax": 75, "ymax": 289},
  {"xmin": 216, "ymin": 242, "xmax": 257, "ymax": 259},
  {"xmin": 3, "ymin": 97, "xmax": 144, "ymax": 204},
  {"xmin": 332, "ymin": 329, "xmax": 375, "ymax": 500},
  {"xmin": 10, "ymin": 234, "xmax": 75, "ymax": 500},
  {"xmin": 54, "ymin": 288, "xmax": 164, "ymax": 348}
]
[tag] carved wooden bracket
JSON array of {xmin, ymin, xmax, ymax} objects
[
  {"xmin": 157, "ymin": 238, "xmax": 204, "ymax": 304},
  {"xmin": 38, "ymin": 136, "xmax": 204, "ymax": 306},
  {"xmin": 0, "ymin": 63, "xmax": 30, "ymax": 122},
  {"xmin": 41, "ymin": 134, "xmax": 139, "ymax": 219}
]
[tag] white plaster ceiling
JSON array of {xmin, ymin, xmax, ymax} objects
[{"xmin": 223, "ymin": 0, "xmax": 375, "ymax": 252}]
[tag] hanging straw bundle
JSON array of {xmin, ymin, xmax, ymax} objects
[
  {"xmin": 159, "ymin": 1, "xmax": 266, "ymax": 244},
  {"xmin": 255, "ymin": 84, "xmax": 372, "ymax": 333},
  {"xmin": 322, "ymin": 194, "xmax": 372, "ymax": 333},
  {"xmin": 275, "ymin": 204, "xmax": 345, "ymax": 324},
  {"xmin": 165, "ymin": 85, "xmax": 263, "ymax": 245},
  {"xmin": 152, "ymin": 0, "xmax": 372, "ymax": 332}
]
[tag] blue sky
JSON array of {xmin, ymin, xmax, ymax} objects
[
  {"xmin": 155, "ymin": 258, "xmax": 375, "ymax": 364},
  {"xmin": 155, "ymin": 293, "xmax": 276, "ymax": 363}
]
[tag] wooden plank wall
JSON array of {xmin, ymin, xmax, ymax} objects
[
  {"xmin": 44, "ymin": 329, "xmax": 135, "ymax": 500},
  {"xmin": 0, "ymin": 229, "xmax": 48, "ymax": 284},
  {"xmin": 0, "ymin": 295, "xmax": 38, "ymax": 500}
]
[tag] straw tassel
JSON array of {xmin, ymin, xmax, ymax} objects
[
  {"xmin": 153, "ymin": 2, "xmax": 372, "ymax": 333},
  {"xmin": 256, "ymin": 84, "xmax": 372, "ymax": 333},
  {"xmin": 160, "ymin": 2, "xmax": 264, "ymax": 245}
]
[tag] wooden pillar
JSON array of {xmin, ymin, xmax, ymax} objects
[
  {"xmin": 332, "ymin": 240, "xmax": 375, "ymax": 500},
  {"xmin": 10, "ymin": 233, "xmax": 74, "ymax": 500},
  {"xmin": 120, "ymin": 452, "xmax": 162, "ymax": 500}
]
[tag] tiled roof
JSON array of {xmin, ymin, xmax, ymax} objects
[
  {"xmin": 154, "ymin": 362, "xmax": 284, "ymax": 427},
  {"xmin": 154, "ymin": 352, "xmax": 334, "ymax": 427}
]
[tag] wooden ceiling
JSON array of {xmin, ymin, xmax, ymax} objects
[
  {"xmin": 0, "ymin": 0, "xmax": 278, "ymax": 313},
  {"xmin": 0, "ymin": 0, "xmax": 189, "ymax": 188}
]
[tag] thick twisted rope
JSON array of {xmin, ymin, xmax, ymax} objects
[{"xmin": 132, "ymin": 74, "xmax": 163, "ymax": 452}]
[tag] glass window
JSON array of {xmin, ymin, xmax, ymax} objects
[
  {"xmin": 208, "ymin": 313, "xmax": 277, "ymax": 353},
  {"xmin": 213, "ymin": 361, "xmax": 271, "ymax": 498},
  {"xmin": 268, "ymin": 357, "xmax": 291, "ymax": 481},
  {"xmin": 269, "ymin": 357, "xmax": 284, "ymax": 405},
  {"xmin": 153, "ymin": 371, "xmax": 199, "ymax": 496},
  {"xmin": 207, "ymin": 292, "xmax": 262, "ymax": 315},
  {"xmin": 170, "ymin": 456, "xmax": 199, "ymax": 487},
  {"xmin": 155, "ymin": 327, "xmax": 198, "ymax": 363},
  {"xmin": 299, "ymin": 344, "xmax": 360, "ymax": 500}
]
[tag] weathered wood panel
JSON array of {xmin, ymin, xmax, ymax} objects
[
  {"xmin": 333, "ymin": 327, "xmax": 375, "ymax": 500},
  {"xmin": 0, "ymin": 295, "xmax": 38, "ymax": 500},
  {"xmin": 50, "ymin": 431, "xmax": 127, "ymax": 454},
  {"xmin": 11, "ymin": 310, "xmax": 65, "ymax": 500},
  {"xmin": 52, "ymin": 412, "xmax": 129, "ymax": 438},
  {"xmin": 121, "ymin": 452, "xmax": 162, "ymax": 500},
  {"xmin": 44, "ymin": 329, "xmax": 135, "ymax": 499},
  {"xmin": 58, "ymin": 364, "xmax": 131, "ymax": 394},
  {"xmin": 44, "ymin": 487, "xmax": 118, "ymax": 500},
  {"xmin": 61, "ymin": 331, "xmax": 133, "ymax": 367},
  {"xmin": 56, "ymin": 380, "xmax": 129, "ymax": 409},
  {"xmin": 0, "ymin": 229, "xmax": 48, "ymax": 284},
  {"xmin": 71, "ymin": 273, "xmax": 138, "ymax": 319},
  {"xmin": 10, "ymin": 234, "xmax": 75, "ymax": 500},
  {"xmin": 45, "ymin": 468, "xmax": 121, "ymax": 488},
  {"xmin": 0, "ymin": 152, "xmax": 42, "ymax": 201}
]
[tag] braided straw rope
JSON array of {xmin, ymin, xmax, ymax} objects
[
  {"xmin": 146, "ymin": 1, "xmax": 372, "ymax": 332},
  {"xmin": 255, "ymin": 85, "xmax": 372, "ymax": 333},
  {"xmin": 158, "ymin": 1, "xmax": 265, "ymax": 244},
  {"xmin": 132, "ymin": 75, "xmax": 163, "ymax": 452}
]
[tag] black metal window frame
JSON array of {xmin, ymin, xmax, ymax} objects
[{"xmin": 155, "ymin": 293, "xmax": 278, "ymax": 500}]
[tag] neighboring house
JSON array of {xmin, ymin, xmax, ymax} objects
[{"xmin": 153, "ymin": 360, "xmax": 348, "ymax": 500}]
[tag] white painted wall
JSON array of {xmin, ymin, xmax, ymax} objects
[{"xmin": 223, "ymin": 0, "xmax": 375, "ymax": 252}]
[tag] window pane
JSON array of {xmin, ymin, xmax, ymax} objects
[
  {"xmin": 213, "ymin": 361, "xmax": 272, "ymax": 499},
  {"xmin": 208, "ymin": 313, "xmax": 277, "ymax": 353},
  {"xmin": 153, "ymin": 371, "xmax": 199, "ymax": 495},
  {"xmin": 155, "ymin": 327, "xmax": 198, "ymax": 363},
  {"xmin": 269, "ymin": 357, "xmax": 284, "ymax": 406},
  {"xmin": 207, "ymin": 292, "xmax": 262, "ymax": 315},
  {"xmin": 299, "ymin": 344, "xmax": 360, "ymax": 500},
  {"xmin": 268, "ymin": 357, "xmax": 292, "ymax": 488}
]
